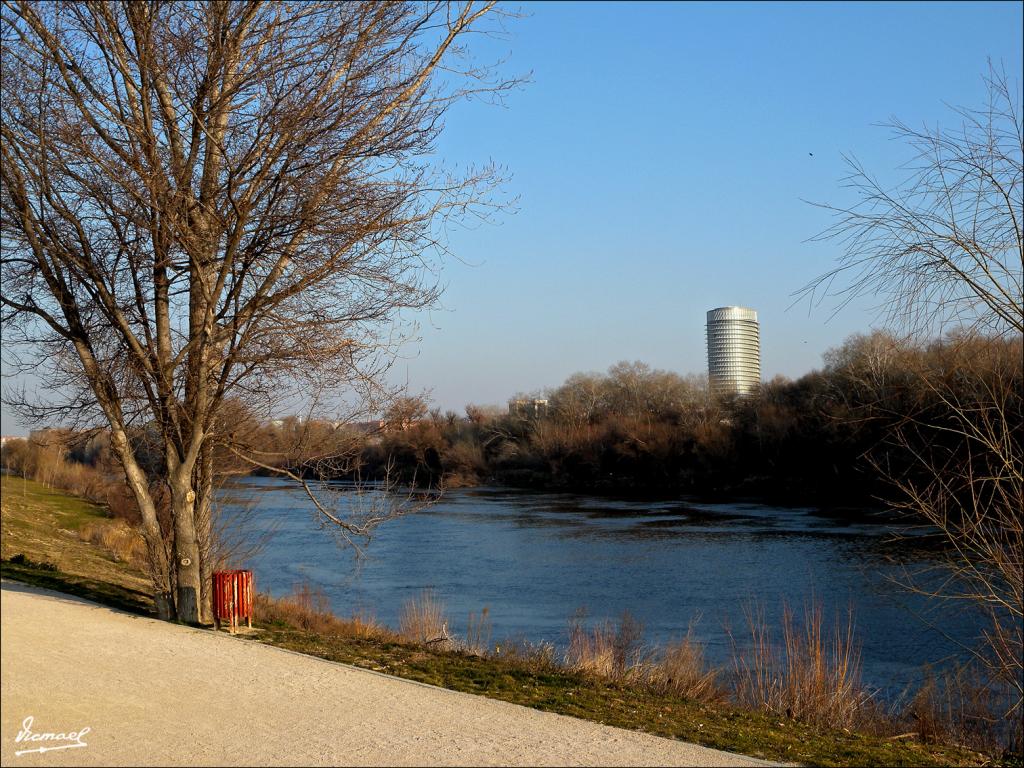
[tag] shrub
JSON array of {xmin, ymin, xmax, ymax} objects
[{"xmin": 78, "ymin": 519, "xmax": 148, "ymax": 570}]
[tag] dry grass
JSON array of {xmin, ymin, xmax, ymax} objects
[
  {"xmin": 0, "ymin": 476, "xmax": 153, "ymax": 604},
  {"xmin": 902, "ymin": 665, "xmax": 1022, "ymax": 754},
  {"xmin": 464, "ymin": 607, "xmax": 492, "ymax": 655},
  {"xmin": 648, "ymin": 630, "xmax": 724, "ymax": 704},
  {"xmin": 729, "ymin": 600, "xmax": 870, "ymax": 730},
  {"xmin": 495, "ymin": 636, "xmax": 560, "ymax": 673},
  {"xmin": 398, "ymin": 589, "xmax": 449, "ymax": 644},
  {"xmin": 565, "ymin": 610, "xmax": 651, "ymax": 684},
  {"xmin": 78, "ymin": 519, "xmax": 148, "ymax": 570},
  {"xmin": 256, "ymin": 584, "xmax": 393, "ymax": 641},
  {"xmin": 564, "ymin": 611, "xmax": 722, "ymax": 703}
]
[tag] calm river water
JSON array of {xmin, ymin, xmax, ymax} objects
[{"xmin": 224, "ymin": 476, "xmax": 985, "ymax": 697}]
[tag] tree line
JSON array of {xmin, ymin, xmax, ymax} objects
[
  {"xmin": 289, "ymin": 332, "xmax": 1014, "ymax": 508},
  {"xmin": 9, "ymin": 327, "xmax": 1018, "ymax": 508}
]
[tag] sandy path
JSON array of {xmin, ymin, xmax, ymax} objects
[{"xmin": 1, "ymin": 582, "xmax": 773, "ymax": 767}]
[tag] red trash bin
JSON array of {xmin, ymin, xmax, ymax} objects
[{"xmin": 212, "ymin": 570, "xmax": 254, "ymax": 633}]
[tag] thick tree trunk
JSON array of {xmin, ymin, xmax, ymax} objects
[{"xmin": 170, "ymin": 471, "xmax": 203, "ymax": 625}]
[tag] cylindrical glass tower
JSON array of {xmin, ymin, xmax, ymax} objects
[{"xmin": 706, "ymin": 306, "xmax": 761, "ymax": 397}]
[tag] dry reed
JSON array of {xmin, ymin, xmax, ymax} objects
[
  {"xmin": 464, "ymin": 607, "xmax": 492, "ymax": 655},
  {"xmin": 729, "ymin": 599, "xmax": 870, "ymax": 730},
  {"xmin": 256, "ymin": 584, "xmax": 392, "ymax": 640},
  {"xmin": 398, "ymin": 589, "xmax": 449, "ymax": 644},
  {"xmin": 495, "ymin": 636, "xmax": 560, "ymax": 673},
  {"xmin": 903, "ymin": 664, "xmax": 1021, "ymax": 754},
  {"xmin": 565, "ymin": 610, "xmax": 650, "ymax": 683},
  {"xmin": 648, "ymin": 630, "xmax": 723, "ymax": 703}
]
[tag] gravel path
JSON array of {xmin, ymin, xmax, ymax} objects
[{"xmin": 1, "ymin": 582, "xmax": 774, "ymax": 766}]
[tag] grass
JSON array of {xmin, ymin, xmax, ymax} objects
[
  {"xmin": 77, "ymin": 517, "xmax": 149, "ymax": 570},
  {"xmin": 255, "ymin": 583, "xmax": 393, "ymax": 640},
  {"xmin": 566, "ymin": 609, "xmax": 648, "ymax": 682},
  {"xmin": 648, "ymin": 631, "xmax": 723, "ymax": 703},
  {"xmin": 1, "ymin": 475, "xmax": 153, "ymax": 612},
  {"xmin": 0, "ymin": 475, "xmax": 994, "ymax": 767}
]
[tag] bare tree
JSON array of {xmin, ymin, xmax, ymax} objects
[
  {"xmin": 802, "ymin": 67, "xmax": 1022, "ymax": 722},
  {"xmin": 802, "ymin": 66, "xmax": 1022, "ymax": 338},
  {"xmin": 886, "ymin": 337, "xmax": 1022, "ymax": 717},
  {"xmin": 0, "ymin": 1, "xmax": 518, "ymax": 623}
]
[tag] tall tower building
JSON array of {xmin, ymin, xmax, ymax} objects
[{"xmin": 706, "ymin": 306, "xmax": 761, "ymax": 397}]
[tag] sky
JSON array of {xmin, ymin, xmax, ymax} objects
[
  {"xmin": 392, "ymin": 0, "xmax": 1024, "ymax": 412},
  {"xmin": 1, "ymin": 1, "xmax": 1022, "ymax": 433}
]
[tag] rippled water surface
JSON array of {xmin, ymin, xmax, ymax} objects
[{"xmin": 224, "ymin": 476, "xmax": 985, "ymax": 696}]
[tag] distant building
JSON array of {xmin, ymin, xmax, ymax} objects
[
  {"xmin": 706, "ymin": 306, "xmax": 761, "ymax": 397},
  {"xmin": 508, "ymin": 399, "xmax": 549, "ymax": 418}
]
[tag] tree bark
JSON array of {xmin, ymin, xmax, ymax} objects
[
  {"xmin": 108, "ymin": 426, "xmax": 175, "ymax": 620},
  {"xmin": 195, "ymin": 444, "xmax": 215, "ymax": 625},
  {"xmin": 170, "ymin": 469, "xmax": 203, "ymax": 625}
]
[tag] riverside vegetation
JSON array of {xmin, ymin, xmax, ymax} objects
[
  {"xmin": 17, "ymin": 332, "xmax": 1012, "ymax": 506},
  {"xmin": 234, "ymin": 332, "xmax": 1020, "ymax": 508},
  {"xmin": 1, "ymin": 476, "xmax": 1017, "ymax": 766}
]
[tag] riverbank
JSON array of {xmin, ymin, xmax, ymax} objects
[
  {"xmin": 0, "ymin": 475, "xmax": 994, "ymax": 766},
  {"xmin": 1, "ymin": 583, "xmax": 777, "ymax": 767}
]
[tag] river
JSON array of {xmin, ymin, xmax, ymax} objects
[{"xmin": 223, "ymin": 476, "xmax": 986, "ymax": 698}]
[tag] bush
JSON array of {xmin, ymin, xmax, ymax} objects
[{"xmin": 78, "ymin": 519, "xmax": 148, "ymax": 570}]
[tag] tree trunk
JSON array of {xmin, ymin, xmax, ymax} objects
[
  {"xmin": 108, "ymin": 425, "xmax": 175, "ymax": 619},
  {"xmin": 194, "ymin": 445, "xmax": 215, "ymax": 625},
  {"xmin": 170, "ymin": 472, "xmax": 203, "ymax": 625}
]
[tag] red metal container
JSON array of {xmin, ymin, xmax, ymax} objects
[{"xmin": 212, "ymin": 570, "xmax": 254, "ymax": 633}]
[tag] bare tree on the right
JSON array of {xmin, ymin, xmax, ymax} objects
[
  {"xmin": 802, "ymin": 66, "xmax": 1023, "ymax": 729},
  {"xmin": 804, "ymin": 67, "xmax": 1022, "ymax": 338}
]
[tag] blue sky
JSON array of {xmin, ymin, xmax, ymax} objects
[
  {"xmin": 393, "ymin": 0, "xmax": 1023, "ymax": 412},
  {"xmin": 1, "ymin": 1, "xmax": 1021, "ymax": 432}
]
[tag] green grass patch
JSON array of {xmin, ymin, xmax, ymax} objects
[
  {"xmin": 1, "ymin": 475, "xmax": 153, "ymax": 610},
  {"xmin": 2, "ymin": 474, "xmax": 108, "ymax": 528}
]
